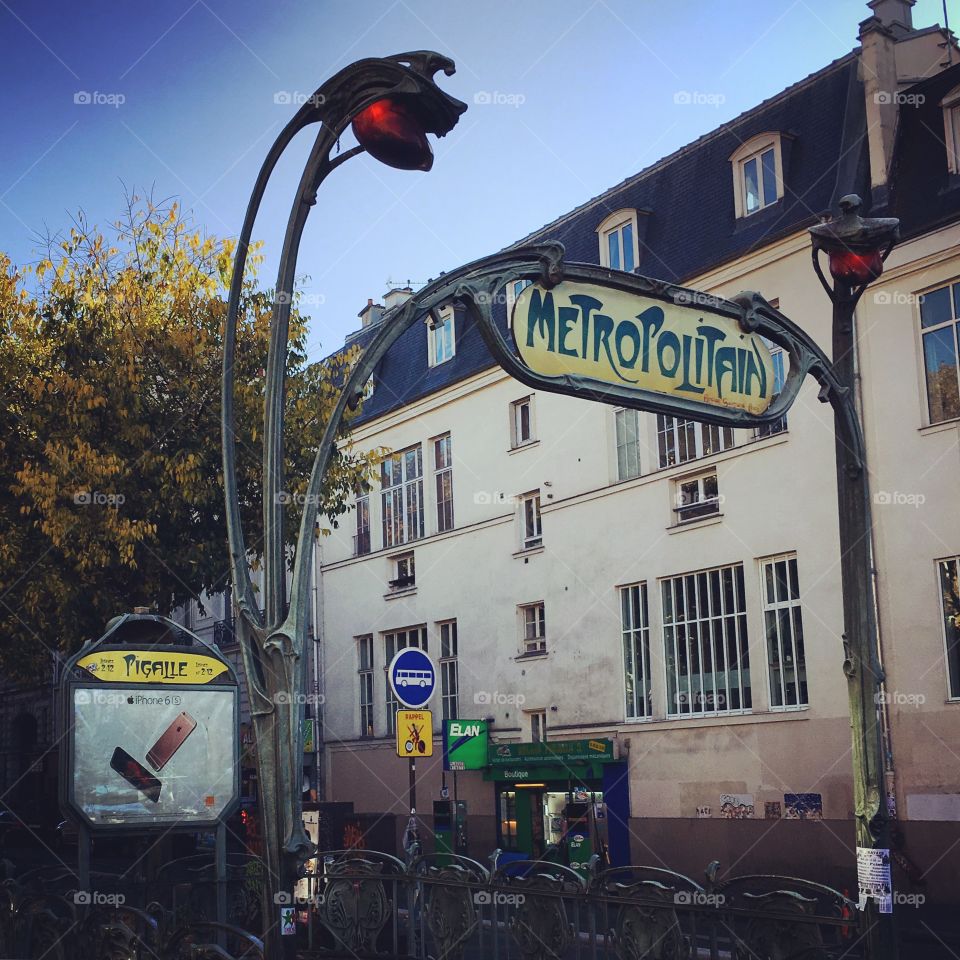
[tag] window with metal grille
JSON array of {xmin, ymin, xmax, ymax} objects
[
  {"xmin": 614, "ymin": 408, "xmax": 641, "ymax": 480},
  {"xmin": 358, "ymin": 636, "xmax": 374, "ymax": 737},
  {"xmin": 439, "ymin": 620, "xmax": 458, "ymax": 721},
  {"xmin": 384, "ymin": 626, "xmax": 428, "ymax": 734},
  {"xmin": 662, "ymin": 563, "xmax": 751, "ymax": 717},
  {"xmin": 620, "ymin": 583, "xmax": 652, "ymax": 719},
  {"xmin": 381, "ymin": 446, "xmax": 424, "ymax": 548},
  {"xmin": 657, "ymin": 415, "xmax": 733, "ymax": 468},
  {"xmin": 434, "ymin": 434, "xmax": 454, "ymax": 532},
  {"xmin": 761, "ymin": 555, "xmax": 808, "ymax": 708}
]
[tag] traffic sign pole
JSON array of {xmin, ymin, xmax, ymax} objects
[{"xmin": 409, "ymin": 757, "xmax": 416, "ymax": 814}]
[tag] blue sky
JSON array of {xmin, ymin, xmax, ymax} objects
[{"xmin": 0, "ymin": 0, "xmax": 951, "ymax": 361}]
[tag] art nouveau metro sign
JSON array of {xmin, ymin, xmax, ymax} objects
[{"xmin": 511, "ymin": 281, "xmax": 776, "ymax": 416}]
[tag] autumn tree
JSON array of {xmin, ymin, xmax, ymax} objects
[{"xmin": 0, "ymin": 197, "xmax": 375, "ymax": 679}]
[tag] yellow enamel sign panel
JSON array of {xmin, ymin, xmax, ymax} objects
[
  {"xmin": 511, "ymin": 281, "xmax": 775, "ymax": 415},
  {"xmin": 76, "ymin": 650, "xmax": 228, "ymax": 684}
]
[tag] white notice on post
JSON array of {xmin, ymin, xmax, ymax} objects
[{"xmin": 857, "ymin": 847, "xmax": 893, "ymax": 914}]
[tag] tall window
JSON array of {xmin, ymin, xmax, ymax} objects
[
  {"xmin": 439, "ymin": 620, "xmax": 459, "ymax": 720},
  {"xmin": 511, "ymin": 396, "xmax": 534, "ymax": 447},
  {"xmin": 358, "ymin": 636, "xmax": 374, "ymax": 737},
  {"xmin": 614, "ymin": 408, "xmax": 641, "ymax": 480},
  {"xmin": 662, "ymin": 563, "xmax": 751, "ymax": 717},
  {"xmin": 354, "ymin": 495, "xmax": 371, "ymax": 556},
  {"xmin": 938, "ymin": 557, "xmax": 960, "ymax": 698},
  {"xmin": 756, "ymin": 345, "xmax": 788, "ymax": 438},
  {"xmin": 381, "ymin": 446, "xmax": 424, "ymax": 548},
  {"xmin": 761, "ymin": 555, "xmax": 808, "ymax": 709},
  {"xmin": 384, "ymin": 626, "xmax": 428, "ymax": 734},
  {"xmin": 520, "ymin": 602, "xmax": 546, "ymax": 655},
  {"xmin": 521, "ymin": 492, "xmax": 542, "ymax": 549},
  {"xmin": 657, "ymin": 415, "xmax": 733, "ymax": 468},
  {"xmin": 530, "ymin": 710, "xmax": 547, "ymax": 742},
  {"xmin": 428, "ymin": 308, "xmax": 455, "ymax": 366},
  {"xmin": 941, "ymin": 87, "xmax": 960, "ymax": 175},
  {"xmin": 620, "ymin": 583, "xmax": 652, "ymax": 719},
  {"xmin": 434, "ymin": 434, "xmax": 454, "ymax": 532},
  {"xmin": 919, "ymin": 282, "xmax": 960, "ymax": 423}
]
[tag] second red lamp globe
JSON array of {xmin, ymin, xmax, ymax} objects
[{"xmin": 352, "ymin": 97, "xmax": 434, "ymax": 171}]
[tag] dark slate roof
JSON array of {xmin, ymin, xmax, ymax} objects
[
  {"xmin": 888, "ymin": 61, "xmax": 960, "ymax": 238},
  {"xmin": 352, "ymin": 52, "xmax": 871, "ymax": 426}
]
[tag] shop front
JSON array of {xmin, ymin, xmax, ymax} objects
[{"xmin": 484, "ymin": 738, "xmax": 630, "ymax": 872}]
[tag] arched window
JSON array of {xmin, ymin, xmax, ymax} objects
[{"xmin": 596, "ymin": 209, "xmax": 640, "ymax": 272}]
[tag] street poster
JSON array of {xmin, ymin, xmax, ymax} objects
[{"xmin": 857, "ymin": 847, "xmax": 893, "ymax": 914}]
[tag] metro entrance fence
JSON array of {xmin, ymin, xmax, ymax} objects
[{"xmin": 0, "ymin": 848, "xmax": 860, "ymax": 959}]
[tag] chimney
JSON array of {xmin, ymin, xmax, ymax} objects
[
  {"xmin": 867, "ymin": 0, "xmax": 914, "ymax": 37},
  {"xmin": 859, "ymin": 16, "xmax": 900, "ymax": 207},
  {"xmin": 383, "ymin": 286, "xmax": 414, "ymax": 311},
  {"xmin": 358, "ymin": 297, "xmax": 385, "ymax": 329}
]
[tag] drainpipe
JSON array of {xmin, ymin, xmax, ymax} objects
[{"xmin": 312, "ymin": 524, "xmax": 324, "ymax": 801}]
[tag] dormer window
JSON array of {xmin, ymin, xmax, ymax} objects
[
  {"xmin": 729, "ymin": 134, "xmax": 784, "ymax": 218},
  {"xmin": 596, "ymin": 209, "xmax": 640, "ymax": 272},
  {"xmin": 941, "ymin": 86, "xmax": 960, "ymax": 174},
  {"xmin": 428, "ymin": 306, "xmax": 455, "ymax": 366}
]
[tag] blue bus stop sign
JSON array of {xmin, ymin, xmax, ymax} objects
[{"xmin": 388, "ymin": 648, "xmax": 437, "ymax": 709}]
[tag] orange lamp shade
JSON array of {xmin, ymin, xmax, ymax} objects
[
  {"xmin": 352, "ymin": 98, "xmax": 434, "ymax": 171},
  {"xmin": 828, "ymin": 248, "xmax": 884, "ymax": 285}
]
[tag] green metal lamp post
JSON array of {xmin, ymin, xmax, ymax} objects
[
  {"xmin": 220, "ymin": 53, "xmax": 465, "ymax": 957},
  {"xmin": 809, "ymin": 194, "xmax": 900, "ymax": 959}
]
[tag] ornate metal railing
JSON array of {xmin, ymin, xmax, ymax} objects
[
  {"xmin": 213, "ymin": 617, "xmax": 236, "ymax": 648},
  {"xmin": 0, "ymin": 851, "xmax": 862, "ymax": 959}
]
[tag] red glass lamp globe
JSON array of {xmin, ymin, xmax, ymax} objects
[
  {"xmin": 827, "ymin": 247, "xmax": 885, "ymax": 285},
  {"xmin": 351, "ymin": 98, "xmax": 434, "ymax": 171}
]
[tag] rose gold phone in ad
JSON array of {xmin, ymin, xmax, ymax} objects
[{"xmin": 146, "ymin": 711, "xmax": 197, "ymax": 771}]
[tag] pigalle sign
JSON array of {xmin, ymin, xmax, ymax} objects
[{"xmin": 511, "ymin": 281, "xmax": 775, "ymax": 415}]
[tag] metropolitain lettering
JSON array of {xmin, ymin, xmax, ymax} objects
[{"xmin": 522, "ymin": 288, "xmax": 768, "ymax": 401}]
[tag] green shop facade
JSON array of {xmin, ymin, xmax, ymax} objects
[{"xmin": 443, "ymin": 722, "xmax": 631, "ymax": 871}]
